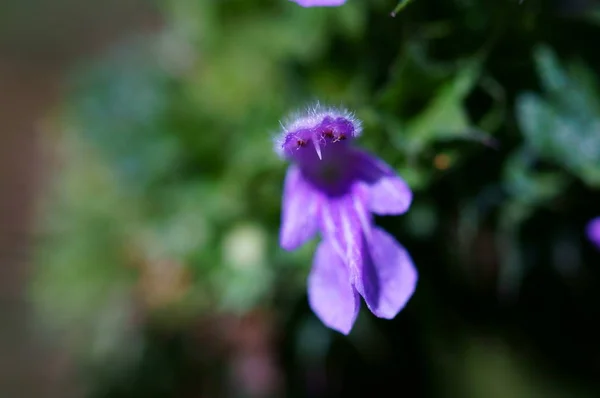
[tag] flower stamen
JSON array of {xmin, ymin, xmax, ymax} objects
[
  {"xmin": 312, "ymin": 135, "xmax": 323, "ymax": 160},
  {"xmin": 333, "ymin": 134, "xmax": 346, "ymax": 143}
]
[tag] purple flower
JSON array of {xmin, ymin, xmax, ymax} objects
[
  {"xmin": 587, "ymin": 217, "xmax": 600, "ymax": 249},
  {"xmin": 290, "ymin": 0, "xmax": 346, "ymax": 7},
  {"xmin": 275, "ymin": 104, "xmax": 418, "ymax": 334}
]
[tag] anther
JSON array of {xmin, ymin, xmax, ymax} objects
[
  {"xmin": 323, "ymin": 130, "xmax": 334, "ymax": 139},
  {"xmin": 311, "ymin": 134, "xmax": 323, "ymax": 160}
]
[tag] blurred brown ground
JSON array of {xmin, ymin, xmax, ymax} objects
[{"xmin": 0, "ymin": 1, "xmax": 160, "ymax": 396}]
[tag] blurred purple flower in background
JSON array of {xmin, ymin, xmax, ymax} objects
[
  {"xmin": 587, "ymin": 217, "xmax": 600, "ymax": 249},
  {"xmin": 290, "ymin": 0, "xmax": 346, "ymax": 7},
  {"xmin": 275, "ymin": 104, "xmax": 417, "ymax": 334}
]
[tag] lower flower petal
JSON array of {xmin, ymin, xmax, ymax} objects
[
  {"xmin": 354, "ymin": 151, "xmax": 412, "ymax": 215},
  {"xmin": 280, "ymin": 165, "xmax": 320, "ymax": 250},
  {"xmin": 308, "ymin": 240, "xmax": 360, "ymax": 335},
  {"xmin": 319, "ymin": 187, "xmax": 369, "ymax": 286},
  {"xmin": 361, "ymin": 227, "xmax": 417, "ymax": 319}
]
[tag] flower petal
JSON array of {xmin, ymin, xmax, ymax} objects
[
  {"xmin": 308, "ymin": 240, "xmax": 360, "ymax": 334},
  {"xmin": 355, "ymin": 151, "xmax": 412, "ymax": 215},
  {"xmin": 291, "ymin": 0, "xmax": 346, "ymax": 7},
  {"xmin": 318, "ymin": 187, "xmax": 369, "ymax": 287},
  {"xmin": 587, "ymin": 217, "xmax": 600, "ymax": 249},
  {"xmin": 280, "ymin": 165, "xmax": 320, "ymax": 250},
  {"xmin": 361, "ymin": 227, "xmax": 417, "ymax": 319}
]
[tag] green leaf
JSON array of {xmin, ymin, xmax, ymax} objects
[
  {"xmin": 516, "ymin": 46, "xmax": 600, "ymax": 187},
  {"xmin": 404, "ymin": 60, "xmax": 480, "ymax": 152},
  {"xmin": 515, "ymin": 93, "xmax": 555, "ymax": 154}
]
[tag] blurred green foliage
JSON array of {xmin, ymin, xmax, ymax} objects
[{"xmin": 517, "ymin": 45, "xmax": 600, "ymax": 186}]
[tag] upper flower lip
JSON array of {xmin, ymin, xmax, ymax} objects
[
  {"xmin": 275, "ymin": 105, "xmax": 362, "ymax": 159},
  {"xmin": 281, "ymin": 117, "xmax": 354, "ymax": 160}
]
